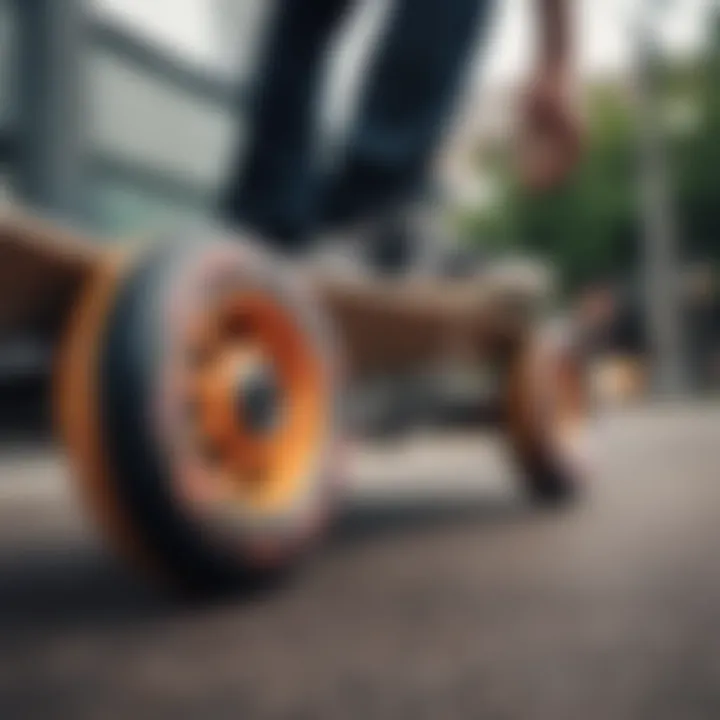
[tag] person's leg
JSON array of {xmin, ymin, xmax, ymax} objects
[
  {"xmin": 220, "ymin": 0, "xmax": 354, "ymax": 250},
  {"xmin": 320, "ymin": 0, "xmax": 496, "ymax": 230}
]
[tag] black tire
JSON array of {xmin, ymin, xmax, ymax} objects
[
  {"xmin": 505, "ymin": 321, "xmax": 592, "ymax": 504},
  {"xmin": 76, "ymin": 235, "xmax": 341, "ymax": 594}
]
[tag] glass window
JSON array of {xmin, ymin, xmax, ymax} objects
[
  {"xmin": 209, "ymin": 0, "xmax": 273, "ymax": 77},
  {"xmin": 90, "ymin": 0, "xmax": 270, "ymax": 79},
  {"xmin": 88, "ymin": 50, "xmax": 238, "ymax": 192},
  {"xmin": 90, "ymin": 177, "xmax": 208, "ymax": 236},
  {"xmin": 91, "ymin": 0, "xmax": 225, "ymax": 72}
]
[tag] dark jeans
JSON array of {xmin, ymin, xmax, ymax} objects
[{"xmin": 220, "ymin": 0, "xmax": 494, "ymax": 251}]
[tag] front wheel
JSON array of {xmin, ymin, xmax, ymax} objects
[{"xmin": 56, "ymin": 235, "xmax": 343, "ymax": 594}]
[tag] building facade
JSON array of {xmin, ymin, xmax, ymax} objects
[{"xmin": 0, "ymin": 0, "xmax": 270, "ymax": 235}]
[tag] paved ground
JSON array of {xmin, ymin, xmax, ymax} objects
[{"xmin": 1, "ymin": 403, "xmax": 720, "ymax": 719}]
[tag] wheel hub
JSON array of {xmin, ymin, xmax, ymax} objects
[{"xmin": 235, "ymin": 363, "xmax": 282, "ymax": 435}]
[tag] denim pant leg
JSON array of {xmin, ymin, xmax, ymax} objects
[
  {"xmin": 220, "ymin": 0, "xmax": 355, "ymax": 248},
  {"xmin": 320, "ymin": 0, "xmax": 496, "ymax": 229}
]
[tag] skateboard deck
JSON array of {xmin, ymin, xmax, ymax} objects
[
  {"xmin": 0, "ymin": 208, "xmax": 541, "ymax": 376},
  {"xmin": 315, "ymin": 274, "xmax": 533, "ymax": 377},
  {"xmin": 0, "ymin": 209, "xmax": 99, "ymax": 336}
]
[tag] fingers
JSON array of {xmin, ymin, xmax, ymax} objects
[
  {"xmin": 518, "ymin": 82, "xmax": 584, "ymax": 192},
  {"xmin": 525, "ymin": 120, "xmax": 582, "ymax": 191}
]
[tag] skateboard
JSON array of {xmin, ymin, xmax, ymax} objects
[{"xmin": 0, "ymin": 207, "xmax": 591, "ymax": 593}]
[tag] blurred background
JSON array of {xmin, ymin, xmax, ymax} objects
[{"xmin": 1, "ymin": 2, "xmax": 720, "ymax": 718}]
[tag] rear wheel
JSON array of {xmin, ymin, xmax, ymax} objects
[
  {"xmin": 56, "ymin": 236, "xmax": 341, "ymax": 593},
  {"xmin": 505, "ymin": 322, "xmax": 592, "ymax": 503}
]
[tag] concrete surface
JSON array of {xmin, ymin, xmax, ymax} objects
[{"xmin": 1, "ymin": 404, "xmax": 720, "ymax": 719}]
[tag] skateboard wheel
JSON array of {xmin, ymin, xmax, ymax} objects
[
  {"xmin": 505, "ymin": 321, "xmax": 592, "ymax": 503},
  {"xmin": 57, "ymin": 236, "xmax": 341, "ymax": 593}
]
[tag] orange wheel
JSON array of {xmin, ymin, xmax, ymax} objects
[
  {"xmin": 505, "ymin": 321, "xmax": 592, "ymax": 503},
  {"xmin": 57, "ymin": 237, "xmax": 342, "ymax": 593}
]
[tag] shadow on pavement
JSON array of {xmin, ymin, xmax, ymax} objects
[
  {"xmin": 0, "ymin": 487, "xmax": 539, "ymax": 638},
  {"xmin": 0, "ymin": 545, "xmax": 170, "ymax": 635},
  {"xmin": 0, "ymin": 382, "xmax": 540, "ymax": 633},
  {"xmin": 0, "ymin": 377, "xmax": 54, "ymax": 447},
  {"xmin": 333, "ymin": 492, "xmax": 533, "ymax": 547}
]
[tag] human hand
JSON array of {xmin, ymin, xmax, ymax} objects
[{"xmin": 517, "ymin": 70, "xmax": 584, "ymax": 191}]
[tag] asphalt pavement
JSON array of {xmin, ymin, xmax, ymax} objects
[{"xmin": 1, "ymin": 403, "xmax": 720, "ymax": 719}]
